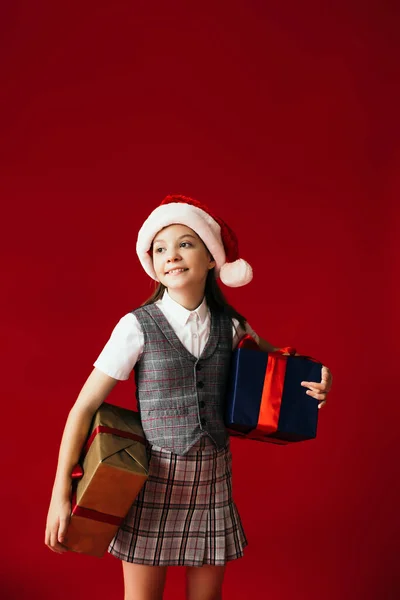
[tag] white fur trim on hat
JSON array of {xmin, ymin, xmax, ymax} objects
[{"xmin": 136, "ymin": 203, "xmax": 226, "ymax": 281}]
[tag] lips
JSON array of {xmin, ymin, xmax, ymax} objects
[{"xmin": 165, "ymin": 268, "xmax": 189, "ymax": 275}]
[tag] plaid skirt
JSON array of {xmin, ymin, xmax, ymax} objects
[{"xmin": 108, "ymin": 434, "xmax": 248, "ymax": 566}]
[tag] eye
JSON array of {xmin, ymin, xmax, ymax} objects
[
  {"xmin": 154, "ymin": 247, "xmax": 164, "ymax": 253},
  {"xmin": 180, "ymin": 241, "xmax": 192, "ymax": 248}
]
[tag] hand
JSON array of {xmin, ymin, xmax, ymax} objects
[
  {"xmin": 44, "ymin": 495, "xmax": 72, "ymax": 554},
  {"xmin": 301, "ymin": 365, "xmax": 333, "ymax": 409}
]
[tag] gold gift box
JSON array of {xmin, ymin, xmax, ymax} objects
[{"xmin": 64, "ymin": 402, "xmax": 149, "ymax": 558}]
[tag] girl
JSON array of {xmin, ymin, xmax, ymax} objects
[{"xmin": 45, "ymin": 195, "xmax": 332, "ymax": 600}]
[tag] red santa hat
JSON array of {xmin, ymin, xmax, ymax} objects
[{"xmin": 136, "ymin": 194, "xmax": 253, "ymax": 287}]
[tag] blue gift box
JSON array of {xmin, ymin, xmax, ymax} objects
[{"xmin": 225, "ymin": 337, "xmax": 323, "ymax": 444}]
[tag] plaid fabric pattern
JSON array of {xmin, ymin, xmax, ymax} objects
[
  {"xmin": 133, "ymin": 305, "xmax": 233, "ymax": 455},
  {"xmin": 108, "ymin": 435, "xmax": 248, "ymax": 566}
]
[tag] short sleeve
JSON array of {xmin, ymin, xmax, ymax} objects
[
  {"xmin": 232, "ymin": 318, "xmax": 259, "ymax": 350},
  {"xmin": 93, "ymin": 313, "xmax": 144, "ymax": 380}
]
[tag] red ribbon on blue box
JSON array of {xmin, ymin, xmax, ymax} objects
[{"xmin": 225, "ymin": 335, "xmax": 323, "ymax": 444}]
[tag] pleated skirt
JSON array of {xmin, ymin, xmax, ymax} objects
[{"xmin": 108, "ymin": 434, "xmax": 248, "ymax": 566}]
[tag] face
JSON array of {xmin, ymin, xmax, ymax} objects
[{"xmin": 152, "ymin": 224, "xmax": 216, "ymax": 290}]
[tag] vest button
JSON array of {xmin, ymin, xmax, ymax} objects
[
  {"xmin": 197, "ymin": 381, "xmax": 204, "ymax": 389},
  {"xmin": 201, "ymin": 418, "xmax": 206, "ymax": 426},
  {"xmin": 199, "ymin": 400, "xmax": 205, "ymax": 408}
]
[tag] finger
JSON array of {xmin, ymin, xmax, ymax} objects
[
  {"xmin": 318, "ymin": 400, "xmax": 327, "ymax": 409},
  {"xmin": 56, "ymin": 519, "xmax": 70, "ymax": 552},
  {"xmin": 46, "ymin": 538, "xmax": 64, "ymax": 553},
  {"xmin": 306, "ymin": 390, "xmax": 327, "ymax": 400},
  {"xmin": 52, "ymin": 545, "xmax": 68, "ymax": 554},
  {"xmin": 321, "ymin": 366, "xmax": 332, "ymax": 383},
  {"xmin": 301, "ymin": 381, "xmax": 317, "ymax": 388},
  {"xmin": 302, "ymin": 380, "xmax": 327, "ymax": 387},
  {"xmin": 311, "ymin": 385, "xmax": 328, "ymax": 393},
  {"xmin": 58, "ymin": 517, "xmax": 70, "ymax": 544},
  {"xmin": 302, "ymin": 382, "xmax": 327, "ymax": 392},
  {"xmin": 50, "ymin": 523, "xmax": 58, "ymax": 550},
  {"xmin": 49, "ymin": 537, "xmax": 69, "ymax": 554},
  {"xmin": 50, "ymin": 526, "xmax": 67, "ymax": 554}
]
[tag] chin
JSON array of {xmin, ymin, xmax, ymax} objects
[
  {"xmin": 159, "ymin": 273, "xmax": 200, "ymax": 290},
  {"xmin": 163, "ymin": 279, "xmax": 190, "ymax": 290}
]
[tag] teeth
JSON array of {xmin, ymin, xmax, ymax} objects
[{"xmin": 167, "ymin": 268, "xmax": 186, "ymax": 274}]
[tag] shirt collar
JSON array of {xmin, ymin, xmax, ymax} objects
[{"xmin": 161, "ymin": 290, "xmax": 209, "ymax": 326}]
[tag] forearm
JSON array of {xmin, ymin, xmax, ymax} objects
[
  {"xmin": 51, "ymin": 406, "xmax": 94, "ymax": 500},
  {"xmin": 50, "ymin": 369, "xmax": 119, "ymax": 501},
  {"xmin": 257, "ymin": 336, "xmax": 280, "ymax": 353}
]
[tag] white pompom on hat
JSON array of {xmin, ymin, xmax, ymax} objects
[{"xmin": 136, "ymin": 194, "xmax": 253, "ymax": 287}]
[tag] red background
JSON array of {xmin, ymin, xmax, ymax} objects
[{"xmin": 1, "ymin": 1, "xmax": 399, "ymax": 599}]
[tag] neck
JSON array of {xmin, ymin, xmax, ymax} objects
[{"xmin": 166, "ymin": 286, "xmax": 206, "ymax": 311}]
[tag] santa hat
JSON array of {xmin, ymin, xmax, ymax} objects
[{"xmin": 136, "ymin": 194, "xmax": 253, "ymax": 287}]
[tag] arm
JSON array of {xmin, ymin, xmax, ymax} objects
[
  {"xmin": 257, "ymin": 336, "xmax": 280, "ymax": 353},
  {"xmin": 233, "ymin": 319, "xmax": 280, "ymax": 353},
  {"xmin": 258, "ymin": 336, "xmax": 298, "ymax": 356},
  {"xmin": 45, "ymin": 368, "xmax": 119, "ymax": 553},
  {"xmin": 53, "ymin": 311, "xmax": 142, "ymax": 497},
  {"xmin": 50, "ymin": 368, "xmax": 119, "ymax": 499}
]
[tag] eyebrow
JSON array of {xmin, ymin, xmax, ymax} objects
[{"xmin": 153, "ymin": 234, "xmax": 197, "ymax": 244}]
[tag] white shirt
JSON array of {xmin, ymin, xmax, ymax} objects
[{"xmin": 93, "ymin": 290, "xmax": 259, "ymax": 381}]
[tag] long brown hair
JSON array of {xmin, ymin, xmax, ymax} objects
[{"xmin": 140, "ymin": 269, "xmax": 247, "ymax": 330}]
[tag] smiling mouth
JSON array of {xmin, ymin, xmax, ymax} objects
[{"xmin": 165, "ymin": 268, "xmax": 189, "ymax": 275}]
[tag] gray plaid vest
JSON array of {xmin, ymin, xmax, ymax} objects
[{"xmin": 132, "ymin": 303, "xmax": 232, "ymax": 455}]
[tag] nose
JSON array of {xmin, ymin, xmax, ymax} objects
[{"xmin": 165, "ymin": 248, "xmax": 182, "ymax": 262}]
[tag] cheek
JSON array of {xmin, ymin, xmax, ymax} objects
[{"xmin": 152, "ymin": 253, "xmax": 163, "ymax": 272}]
